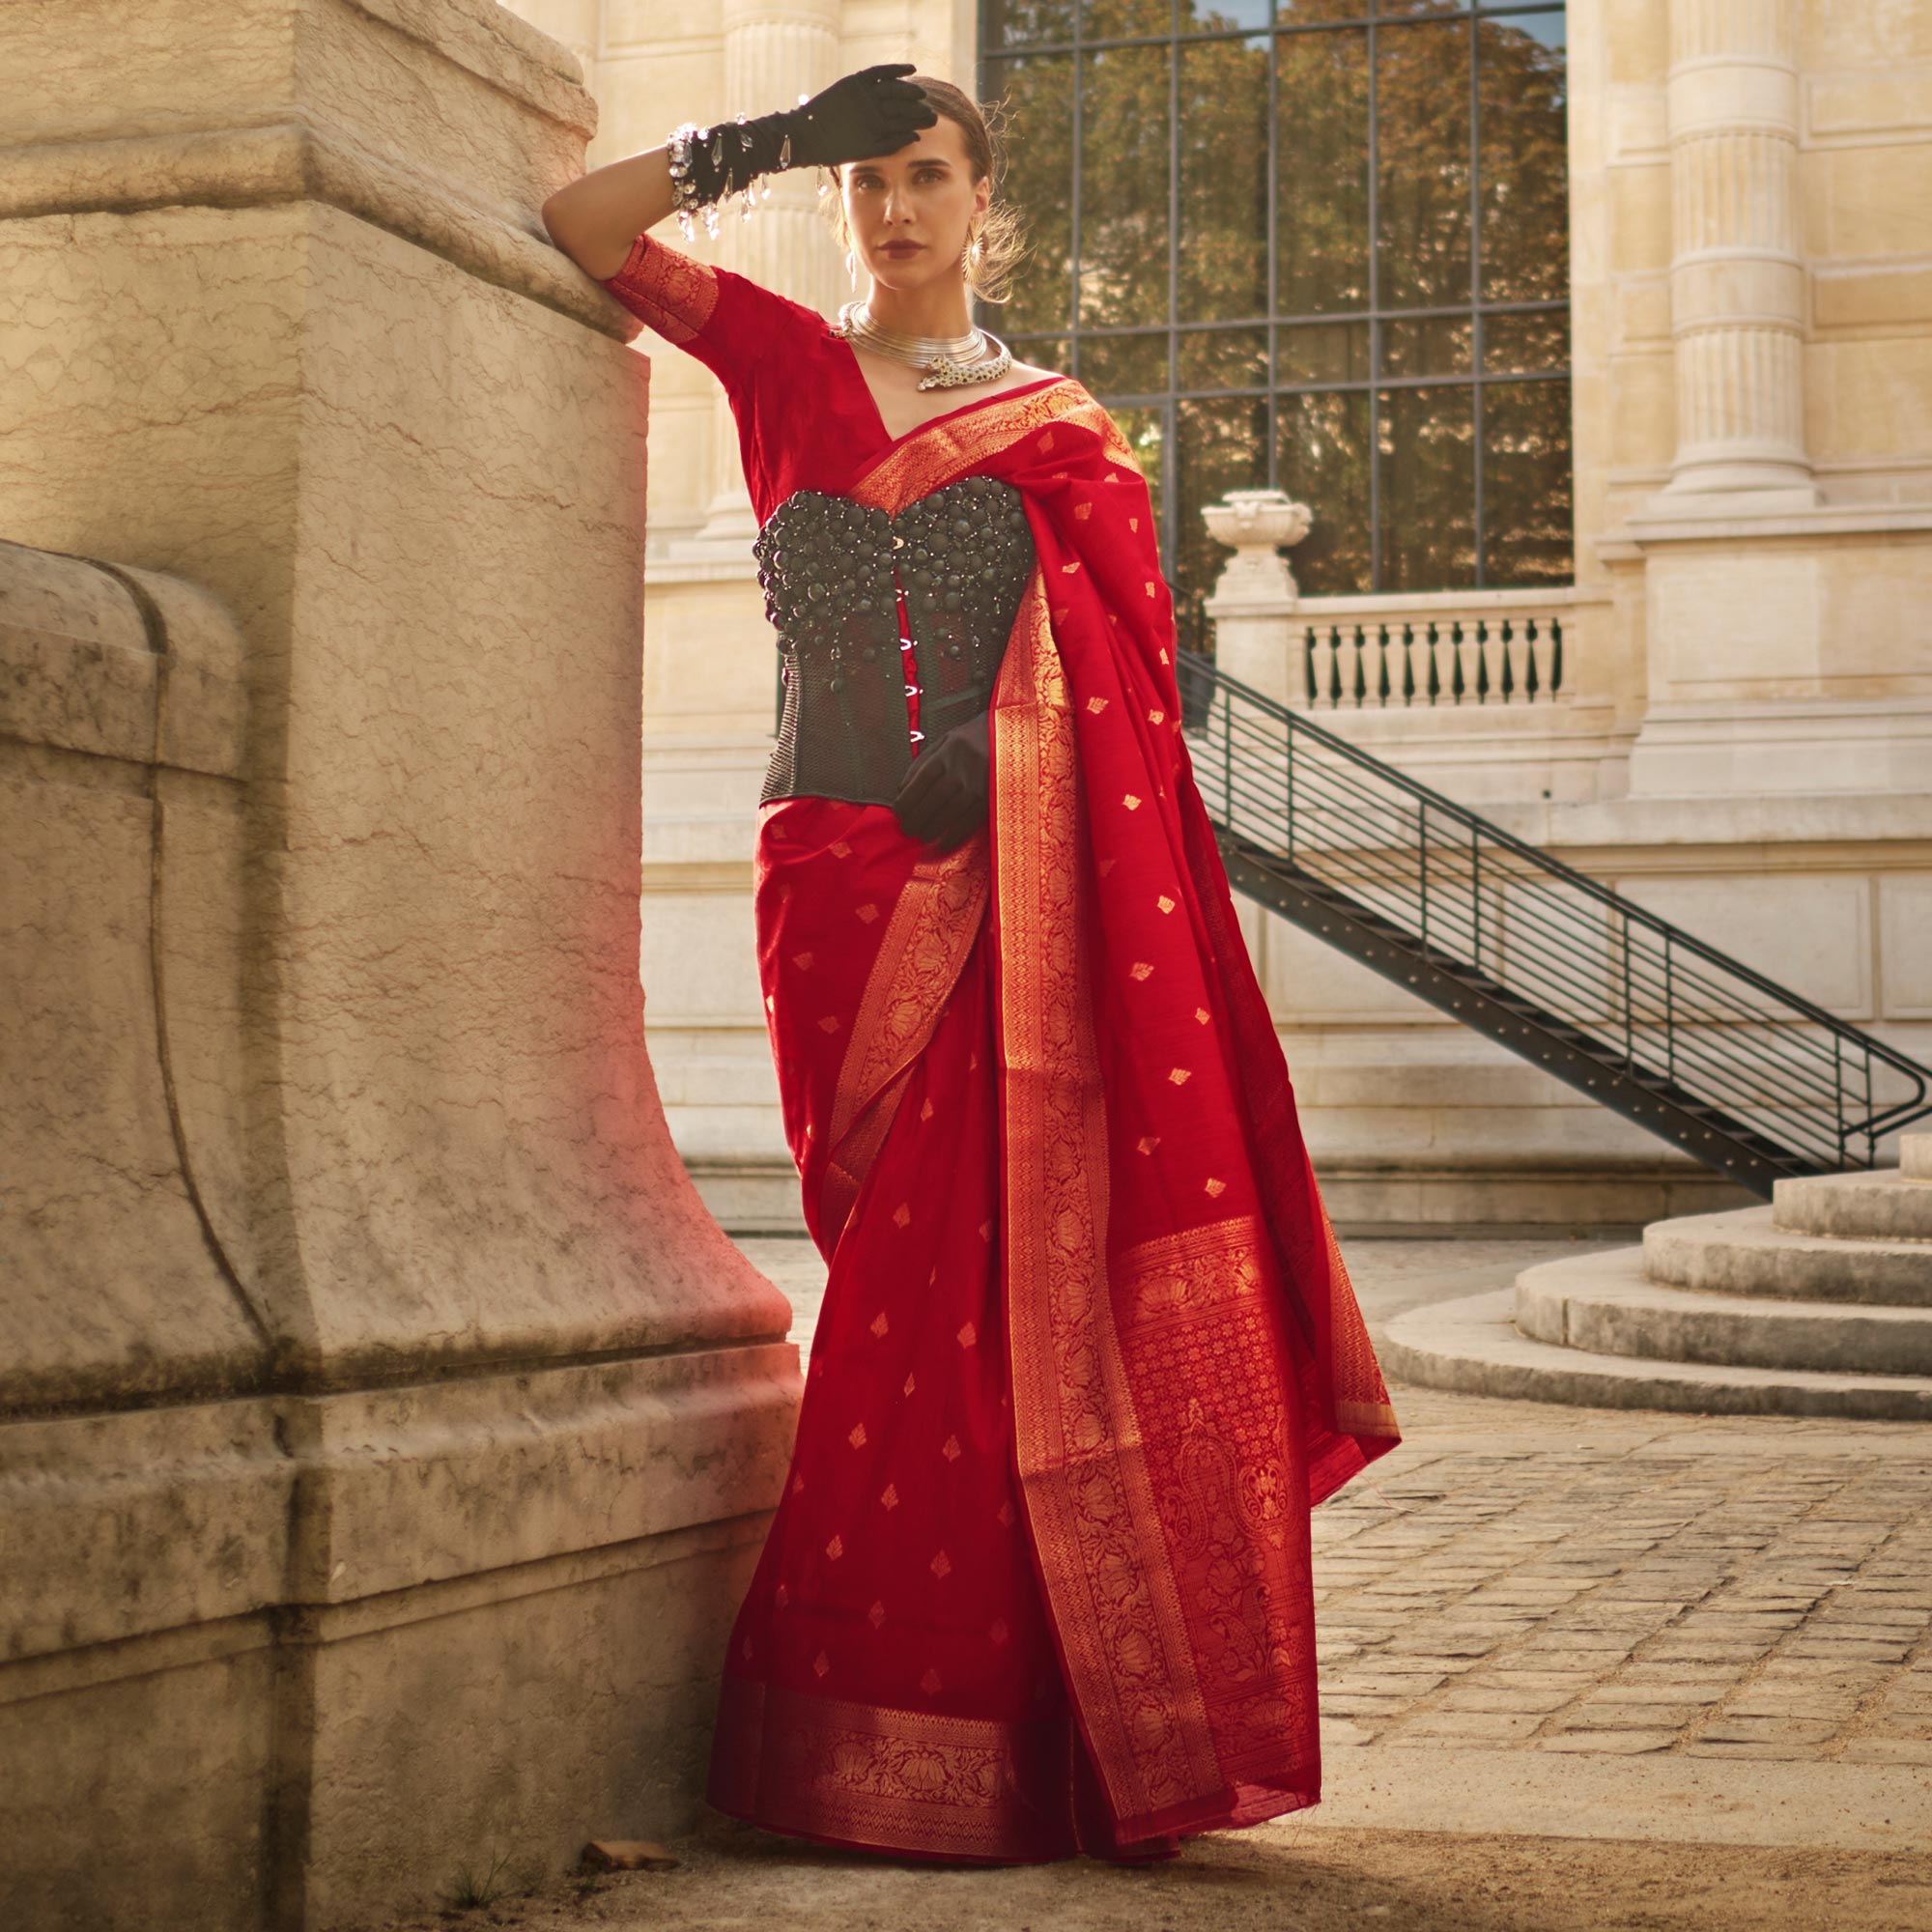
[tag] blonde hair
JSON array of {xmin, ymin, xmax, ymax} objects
[{"xmin": 817, "ymin": 74, "xmax": 1030, "ymax": 307}]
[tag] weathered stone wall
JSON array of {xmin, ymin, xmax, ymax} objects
[{"xmin": 0, "ymin": 3, "xmax": 798, "ymax": 1926}]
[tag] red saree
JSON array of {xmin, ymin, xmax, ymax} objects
[{"xmin": 597, "ymin": 234, "xmax": 1400, "ymax": 1863}]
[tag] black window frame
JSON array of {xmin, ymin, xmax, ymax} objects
[{"xmin": 976, "ymin": 0, "xmax": 1573, "ymax": 647}]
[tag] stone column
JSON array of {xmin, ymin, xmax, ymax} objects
[
  {"xmin": 1658, "ymin": 0, "xmax": 1817, "ymax": 510},
  {"xmin": 1620, "ymin": 0, "xmax": 1932, "ymax": 796},
  {"xmin": 510, "ymin": 0, "xmax": 601, "ymax": 108},
  {"xmin": 0, "ymin": 3, "xmax": 796, "ymax": 1926},
  {"xmin": 688, "ymin": 0, "xmax": 844, "ymax": 549}
]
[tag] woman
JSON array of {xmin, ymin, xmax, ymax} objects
[{"xmin": 543, "ymin": 66, "xmax": 1400, "ymax": 1867}]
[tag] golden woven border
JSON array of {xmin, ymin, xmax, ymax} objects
[
  {"xmin": 600, "ymin": 232, "xmax": 717, "ymax": 343},
  {"xmin": 810, "ymin": 839, "xmax": 986, "ymax": 1241},
  {"xmin": 1317, "ymin": 1197, "xmax": 1402, "ymax": 1437},
  {"xmin": 849, "ymin": 382, "xmax": 1122, "ymax": 514},
  {"xmin": 1113, "ymin": 1213, "xmax": 1274, "ymax": 1325},
  {"xmin": 990, "ymin": 572, "xmax": 1221, "ymax": 1827},
  {"xmin": 709, "ymin": 1675, "xmax": 1074, "ymax": 1861},
  {"xmin": 828, "ymin": 842, "xmax": 988, "ymax": 1153}
]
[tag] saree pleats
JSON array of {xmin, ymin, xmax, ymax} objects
[{"xmin": 714, "ymin": 798, "xmax": 1084, "ymax": 1861}]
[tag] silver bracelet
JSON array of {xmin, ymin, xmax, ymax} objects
[
  {"xmin": 664, "ymin": 97, "xmax": 811, "ymax": 242},
  {"xmin": 665, "ymin": 120, "xmax": 711, "ymax": 242},
  {"xmin": 665, "ymin": 112, "xmax": 772, "ymax": 242}
]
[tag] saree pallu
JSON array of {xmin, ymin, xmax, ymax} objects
[{"xmin": 708, "ymin": 383, "xmax": 1400, "ymax": 1862}]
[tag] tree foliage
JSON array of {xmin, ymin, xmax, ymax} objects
[{"xmin": 983, "ymin": 3, "xmax": 1572, "ymax": 642}]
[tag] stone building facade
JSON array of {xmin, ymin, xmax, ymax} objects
[{"xmin": 526, "ymin": 0, "xmax": 1932, "ymax": 1232}]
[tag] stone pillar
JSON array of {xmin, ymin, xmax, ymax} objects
[
  {"xmin": 1658, "ymin": 0, "xmax": 1817, "ymax": 511},
  {"xmin": 1200, "ymin": 489, "xmax": 1312, "ymax": 711},
  {"xmin": 639, "ymin": 0, "xmax": 849, "ymax": 1235},
  {"xmin": 511, "ymin": 0, "xmax": 601, "ymax": 109},
  {"xmin": 0, "ymin": 3, "xmax": 796, "ymax": 1927},
  {"xmin": 1617, "ymin": 0, "xmax": 1932, "ymax": 796},
  {"xmin": 687, "ymin": 0, "xmax": 844, "ymax": 550}
]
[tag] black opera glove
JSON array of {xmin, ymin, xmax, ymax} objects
[
  {"xmin": 670, "ymin": 64, "xmax": 937, "ymax": 209},
  {"xmin": 894, "ymin": 710, "xmax": 990, "ymax": 852}
]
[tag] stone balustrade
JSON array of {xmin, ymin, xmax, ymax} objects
[
  {"xmin": 1198, "ymin": 487, "xmax": 1577, "ymax": 718},
  {"xmin": 1296, "ymin": 589, "xmax": 1574, "ymax": 712}
]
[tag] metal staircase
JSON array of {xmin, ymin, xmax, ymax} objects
[{"xmin": 1176, "ymin": 652, "xmax": 1932, "ymax": 1197}]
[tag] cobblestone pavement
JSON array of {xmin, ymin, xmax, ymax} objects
[
  {"xmin": 737, "ymin": 1235, "xmax": 1932, "ymax": 1774},
  {"xmin": 1313, "ymin": 1412, "xmax": 1932, "ymax": 1768}
]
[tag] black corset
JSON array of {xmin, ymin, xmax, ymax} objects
[{"xmin": 754, "ymin": 475, "xmax": 1035, "ymax": 809}]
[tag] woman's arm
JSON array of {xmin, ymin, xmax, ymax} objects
[
  {"xmin": 543, "ymin": 68, "xmax": 933, "ymax": 283},
  {"xmin": 542, "ymin": 148, "xmax": 676, "ymax": 283}
]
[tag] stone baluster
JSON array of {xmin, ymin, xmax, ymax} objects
[
  {"xmin": 1455, "ymin": 622, "xmax": 1484, "ymax": 706},
  {"xmin": 1527, "ymin": 617, "xmax": 1559, "ymax": 703},
  {"xmin": 1660, "ymin": 0, "xmax": 1817, "ymax": 508},
  {"xmin": 1480, "ymin": 620, "xmax": 1509, "ymax": 704},
  {"xmin": 1418, "ymin": 621, "xmax": 1442, "ymax": 707},
  {"xmin": 1342, "ymin": 625, "xmax": 1369, "ymax": 708},
  {"xmin": 1306, "ymin": 626, "xmax": 1331, "ymax": 708}
]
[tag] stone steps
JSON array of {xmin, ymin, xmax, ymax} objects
[
  {"xmin": 1642, "ymin": 1208, "xmax": 1932, "ymax": 1305},
  {"xmin": 1773, "ymin": 1167, "xmax": 1932, "ymax": 1241},
  {"xmin": 1382, "ymin": 1288, "xmax": 1932, "ymax": 1422},
  {"xmin": 1515, "ymin": 1247, "xmax": 1932, "ymax": 1376},
  {"xmin": 1382, "ymin": 1133, "xmax": 1932, "ymax": 1419}
]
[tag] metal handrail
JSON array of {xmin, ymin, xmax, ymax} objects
[
  {"xmin": 1179, "ymin": 650, "xmax": 1932, "ymax": 1172},
  {"xmin": 1207, "ymin": 757, "xmax": 1904, "ymax": 1157},
  {"xmin": 1208, "ymin": 724, "xmax": 1858, "ymax": 1113}
]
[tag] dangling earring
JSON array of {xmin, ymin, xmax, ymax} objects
[
  {"xmin": 962, "ymin": 222, "xmax": 981, "ymax": 285},
  {"xmin": 846, "ymin": 246, "xmax": 858, "ymax": 291}
]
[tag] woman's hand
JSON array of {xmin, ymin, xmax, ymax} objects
[
  {"xmin": 894, "ymin": 711, "xmax": 990, "ymax": 850},
  {"xmin": 783, "ymin": 64, "xmax": 938, "ymax": 172}
]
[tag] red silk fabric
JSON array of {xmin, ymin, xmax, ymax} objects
[
  {"xmin": 598, "ymin": 222, "xmax": 1398, "ymax": 1858},
  {"xmin": 707, "ymin": 380, "xmax": 1400, "ymax": 1861}
]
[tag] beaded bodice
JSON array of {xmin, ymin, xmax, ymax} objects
[{"xmin": 754, "ymin": 476, "xmax": 1036, "ymax": 809}]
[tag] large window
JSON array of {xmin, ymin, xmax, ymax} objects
[{"xmin": 978, "ymin": 1, "xmax": 1571, "ymax": 657}]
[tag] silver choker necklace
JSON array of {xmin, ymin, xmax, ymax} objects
[{"xmin": 833, "ymin": 300, "xmax": 1014, "ymax": 391}]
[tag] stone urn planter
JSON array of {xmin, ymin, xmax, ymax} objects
[{"xmin": 1202, "ymin": 488, "xmax": 1314, "ymax": 602}]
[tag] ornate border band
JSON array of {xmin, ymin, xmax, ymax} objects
[
  {"xmin": 709, "ymin": 1676, "xmax": 1075, "ymax": 1862},
  {"xmin": 850, "ymin": 383, "xmax": 1122, "ymax": 515},
  {"xmin": 990, "ymin": 572, "xmax": 1222, "ymax": 1831},
  {"xmin": 600, "ymin": 231, "xmax": 720, "ymax": 345},
  {"xmin": 816, "ymin": 840, "xmax": 988, "ymax": 1237}
]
